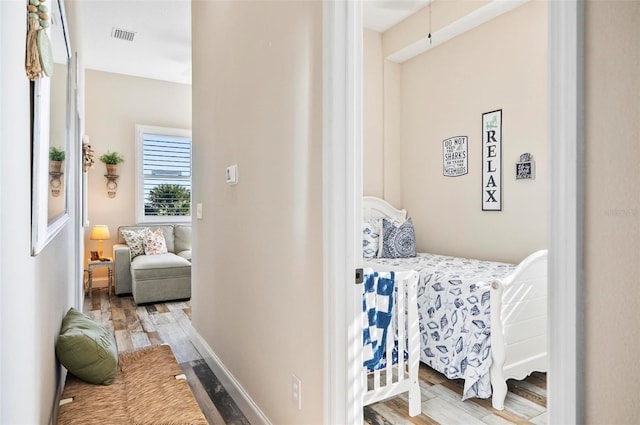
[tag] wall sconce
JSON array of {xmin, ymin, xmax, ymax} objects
[
  {"xmin": 99, "ymin": 151, "xmax": 124, "ymax": 198},
  {"xmin": 49, "ymin": 170, "xmax": 63, "ymax": 197},
  {"xmin": 82, "ymin": 138, "xmax": 95, "ymax": 172},
  {"xmin": 90, "ymin": 225, "xmax": 111, "ymax": 258},
  {"xmin": 49, "ymin": 149, "xmax": 64, "ymax": 197},
  {"xmin": 104, "ymin": 174, "xmax": 119, "ymax": 198}
]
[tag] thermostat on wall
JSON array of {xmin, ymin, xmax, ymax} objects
[{"xmin": 226, "ymin": 164, "xmax": 238, "ymax": 185}]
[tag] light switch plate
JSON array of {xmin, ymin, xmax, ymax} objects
[{"xmin": 226, "ymin": 165, "xmax": 238, "ymax": 185}]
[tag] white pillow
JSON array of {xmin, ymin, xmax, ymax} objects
[
  {"xmin": 143, "ymin": 228, "xmax": 168, "ymax": 255},
  {"xmin": 121, "ymin": 228, "xmax": 147, "ymax": 258},
  {"xmin": 362, "ymin": 222, "xmax": 380, "ymax": 259}
]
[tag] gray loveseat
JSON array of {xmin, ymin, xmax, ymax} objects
[{"xmin": 113, "ymin": 224, "xmax": 191, "ymax": 304}]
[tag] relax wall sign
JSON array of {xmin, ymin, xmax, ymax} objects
[{"xmin": 482, "ymin": 110, "xmax": 502, "ymax": 211}]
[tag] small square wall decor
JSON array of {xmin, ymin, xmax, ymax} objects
[{"xmin": 516, "ymin": 153, "xmax": 535, "ymax": 180}]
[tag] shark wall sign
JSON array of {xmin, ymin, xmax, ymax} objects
[
  {"xmin": 443, "ymin": 136, "xmax": 468, "ymax": 177},
  {"xmin": 482, "ymin": 110, "xmax": 502, "ymax": 211}
]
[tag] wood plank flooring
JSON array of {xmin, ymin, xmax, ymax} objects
[
  {"xmin": 84, "ymin": 287, "xmax": 546, "ymax": 425},
  {"xmin": 83, "ymin": 288, "xmax": 249, "ymax": 425},
  {"xmin": 364, "ymin": 364, "xmax": 547, "ymax": 425}
]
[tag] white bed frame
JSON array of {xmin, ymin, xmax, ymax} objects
[
  {"xmin": 362, "ymin": 269, "xmax": 421, "ymax": 417},
  {"xmin": 363, "ymin": 196, "xmax": 548, "ymax": 410}
]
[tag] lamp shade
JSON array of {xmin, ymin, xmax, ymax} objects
[{"xmin": 90, "ymin": 225, "xmax": 111, "ymax": 241}]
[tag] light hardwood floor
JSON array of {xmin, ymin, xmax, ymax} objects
[
  {"xmin": 85, "ymin": 287, "xmax": 546, "ymax": 425},
  {"xmin": 83, "ymin": 288, "xmax": 249, "ymax": 425},
  {"xmin": 364, "ymin": 365, "xmax": 547, "ymax": 424}
]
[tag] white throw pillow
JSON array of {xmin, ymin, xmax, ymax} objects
[
  {"xmin": 121, "ymin": 228, "xmax": 147, "ymax": 258},
  {"xmin": 362, "ymin": 222, "xmax": 380, "ymax": 259},
  {"xmin": 143, "ymin": 228, "xmax": 168, "ymax": 255}
]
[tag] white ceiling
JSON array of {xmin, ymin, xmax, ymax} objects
[
  {"xmin": 73, "ymin": 0, "xmax": 192, "ymax": 85},
  {"xmin": 73, "ymin": 0, "xmax": 429, "ymax": 86},
  {"xmin": 363, "ymin": 0, "xmax": 430, "ymax": 33}
]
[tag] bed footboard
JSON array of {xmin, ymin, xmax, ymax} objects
[
  {"xmin": 362, "ymin": 269, "xmax": 421, "ymax": 417},
  {"xmin": 489, "ymin": 249, "xmax": 548, "ymax": 410}
]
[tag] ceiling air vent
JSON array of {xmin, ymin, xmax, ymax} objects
[{"xmin": 111, "ymin": 28, "xmax": 136, "ymax": 42}]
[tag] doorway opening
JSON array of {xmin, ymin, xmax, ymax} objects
[{"xmin": 323, "ymin": 1, "xmax": 583, "ymax": 424}]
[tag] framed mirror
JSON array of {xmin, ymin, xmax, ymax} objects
[{"xmin": 31, "ymin": 0, "xmax": 72, "ymax": 255}]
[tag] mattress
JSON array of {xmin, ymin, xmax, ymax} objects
[{"xmin": 365, "ymin": 252, "xmax": 515, "ymax": 400}]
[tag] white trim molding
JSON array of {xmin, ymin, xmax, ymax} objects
[
  {"xmin": 323, "ymin": 0, "xmax": 363, "ymax": 423},
  {"xmin": 386, "ymin": 0, "xmax": 528, "ymax": 63},
  {"xmin": 548, "ymin": 1, "xmax": 584, "ymax": 424},
  {"xmin": 134, "ymin": 124, "xmax": 192, "ymax": 225},
  {"xmin": 188, "ymin": 328, "xmax": 271, "ymax": 425}
]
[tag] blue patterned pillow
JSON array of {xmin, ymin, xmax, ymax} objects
[
  {"xmin": 362, "ymin": 222, "xmax": 380, "ymax": 258},
  {"xmin": 382, "ymin": 218, "xmax": 417, "ymax": 258}
]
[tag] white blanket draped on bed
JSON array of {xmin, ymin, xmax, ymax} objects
[{"xmin": 366, "ymin": 253, "xmax": 515, "ymax": 400}]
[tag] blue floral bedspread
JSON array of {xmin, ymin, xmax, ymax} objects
[{"xmin": 365, "ymin": 253, "xmax": 515, "ymax": 400}]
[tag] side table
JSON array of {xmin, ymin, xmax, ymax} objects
[{"xmin": 87, "ymin": 258, "xmax": 114, "ymax": 297}]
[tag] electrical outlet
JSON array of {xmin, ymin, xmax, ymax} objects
[{"xmin": 291, "ymin": 374, "xmax": 302, "ymax": 410}]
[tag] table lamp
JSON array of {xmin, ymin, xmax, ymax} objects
[{"xmin": 90, "ymin": 225, "xmax": 111, "ymax": 258}]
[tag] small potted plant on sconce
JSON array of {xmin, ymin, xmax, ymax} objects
[
  {"xmin": 49, "ymin": 146, "xmax": 65, "ymax": 197},
  {"xmin": 100, "ymin": 151, "xmax": 124, "ymax": 198},
  {"xmin": 49, "ymin": 146, "xmax": 65, "ymax": 173},
  {"xmin": 100, "ymin": 151, "xmax": 124, "ymax": 176}
]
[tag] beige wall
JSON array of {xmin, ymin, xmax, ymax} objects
[
  {"xmin": 191, "ymin": 1, "xmax": 324, "ymax": 424},
  {"xmin": 364, "ymin": 31, "xmax": 403, "ymax": 206},
  {"xmin": 364, "ymin": 1, "xmax": 548, "ymax": 263},
  {"xmin": 363, "ymin": 29, "xmax": 384, "ymax": 198},
  {"xmin": 382, "ymin": 59, "xmax": 403, "ymax": 207},
  {"xmin": 83, "ymin": 70, "xmax": 191, "ymax": 275},
  {"xmin": 584, "ymin": 2, "xmax": 640, "ymax": 423}
]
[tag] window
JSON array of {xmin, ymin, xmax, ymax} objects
[{"xmin": 135, "ymin": 125, "xmax": 192, "ymax": 224}]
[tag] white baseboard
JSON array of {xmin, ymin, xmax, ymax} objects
[{"xmin": 188, "ymin": 327, "xmax": 271, "ymax": 425}]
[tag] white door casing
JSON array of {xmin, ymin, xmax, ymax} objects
[
  {"xmin": 548, "ymin": 1, "xmax": 584, "ymax": 424},
  {"xmin": 323, "ymin": 1, "xmax": 583, "ymax": 424},
  {"xmin": 322, "ymin": 1, "xmax": 363, "ymax": 424}
]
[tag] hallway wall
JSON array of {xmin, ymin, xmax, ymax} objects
[
  {"xmin": 584, "ymin": 2, "xmax": 640, "ymax": 423},
  {"xmin": 1, "ymin": 1, "xmax": 79, "ymax": 423},
  {"xmin": 190, "ymin": 1, "xmax": 324, "ymax": 423}
]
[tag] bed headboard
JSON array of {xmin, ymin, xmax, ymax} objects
[{"xmin": 363, "ymin": 196, "xmax": 407, "ymax": 223}]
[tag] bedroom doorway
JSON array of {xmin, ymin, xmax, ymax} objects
[{"xmin": 323, "ymin": 1, "xmax": 583, "ymax": 424}]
